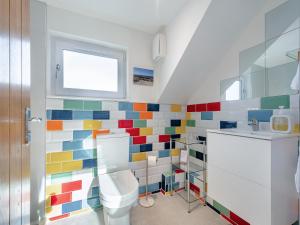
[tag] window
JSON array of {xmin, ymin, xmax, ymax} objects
[
  {"xmin": 225, "ymin": 81, "xmax": 240, "ymax": 101},
  {"xmin": 51, "ymin": 37, "xmax": 126, "ymax": 98}
]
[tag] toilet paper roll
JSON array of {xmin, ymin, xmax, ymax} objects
[{"xmin": 148, "ymin": 155, "xmax": 157, "ymax": 167}]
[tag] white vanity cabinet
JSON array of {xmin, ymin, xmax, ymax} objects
[{"xmin": 207, "ymin": 129, "xmax": 299, "ymax": 225}]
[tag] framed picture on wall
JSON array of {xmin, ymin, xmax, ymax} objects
[{"xmin": 133, "ymin": 67, "xmax": 154, "ymax": 86}]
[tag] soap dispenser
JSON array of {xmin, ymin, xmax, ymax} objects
[{"xmin": 270, "ymin": 106, "xmax": 292, "ymax": 133}]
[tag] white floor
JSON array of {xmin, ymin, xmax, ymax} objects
[{"xmin": 49, "ymin": 193, "xmax": 230, "ymax": 225}]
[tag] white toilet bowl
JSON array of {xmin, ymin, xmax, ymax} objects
[{"xmin": 99, "ymin": 169, "xmax": 139, "ymax": 225}]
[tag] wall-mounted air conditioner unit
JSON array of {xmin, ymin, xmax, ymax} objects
[{"xmin": 153, "ymin": 33, "xmax": 166, "ymax": 62}]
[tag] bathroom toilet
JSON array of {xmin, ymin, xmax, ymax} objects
[{"xmin": 96, "ymin": 133, "xmax": 139, "ymax": 225}]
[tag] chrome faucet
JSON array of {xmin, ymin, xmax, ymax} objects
[{"xmin": 248, "ymin": 118, "xmax": 259, "ymax": 131}]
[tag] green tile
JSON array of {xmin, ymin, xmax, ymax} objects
[
  {"xmin": 186, "ymin": 120, "xmax": 196, "ymax": 127},
  {"xmin": 165, "ymin": 127, "xmax": 176, "ymax": 135},
  {"xmin": 189, "ymin": 149, "xmax": 196, "ymax": 157},
  {"xmin": 51, "ymin": 172, "xmax": 72, "ymax": 184},
  {"xmin": 93, "ymin": 167, "xmax": 98, "ymax": 177},
  {"xmin": 261, "ymin": 95, "xmax": 290, "ymax": 109},
  {"xmin": 84, "ymin": 101, "xmax": 102, "ymax": 110},
  {"xmin": 134, "ymin": 120, "xmax": 147, "ymax": 128},
  {"xmin": 92, "ymin": 148, "xmax": 97, "ymax": 158},
  {"xmin": 213, "ymin": 200, "xmax": 230, "ymax": 216},
  {"xmin": 64, "ymin": 100, "xmax": 84, "ymax": 110}
]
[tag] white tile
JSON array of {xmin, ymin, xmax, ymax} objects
[
  {"xmin": 47, "ymin": 131, "xmax": 73, "ymax": 142},
  {"xmin": 110, "ymin": 128, "xmax": 126, "ymax": 134},
  {"xmin": 146, "ymin": 135, "xmax": 158, "ymax": 143},
  {"xmin": 82, "ymin": 139, "xmax": 96, "ymax": 149},
  {"xmin": 191, "ymin": 112, "xmax": 201, "ymax": 120},
  {"xmin": 160, "ymin": 104, "xmax": 170, "ymax": 112},
  {"xmin": 110, "ymin": 111, "xmax": 125, "ymax": 120},
  {"xmin": 197, "ymin": 120, "xmax": 219, "ymax": 129},
  {"xmin": 138, "ymin": 174, "xmax": 161, "ymax": 186},
  {"xmin": 46, "ymin": 205, "xmax": 62, "ymax": 219},
  {"xmin": 221, "ymin": 98, "xmax": 260, "ymax": 111},
  {"xmin": 46, "ymin": 142, "xmax": 63, "ymax": 152},
  {"xmin": 213, "ymin": 110, "xmax": 247, "ymax": 122},
  {"xmin": 63, "ymin": 120, "xmax": 83, "ymax": 131},
  {"xmin": 46, "ymin": 98, "xmax": 63, "ymax": 110},
  {"xmin": 153, "ymin": 112, "xmax": 164, "ymax": 120},
  {"xmin": 102, "ymin": 101, "xmax": 118, "ymax": 111},
  {"xmin": 290, "ymin": 94, "xmax": 299, "ymax": 109},
  {"xmin": 101, "ymin": 120, "xmax": 118, "ymax": 129}
]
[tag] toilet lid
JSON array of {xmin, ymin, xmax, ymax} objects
[{"xmin": 99, "ymin": 169, "xmax": 138, "ymax": 204}]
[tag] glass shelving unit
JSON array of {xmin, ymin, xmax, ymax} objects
[{"xmin": 170, "ymin": 136, "xmax": 207, "ymax": 213}]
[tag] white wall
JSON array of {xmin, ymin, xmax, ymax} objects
[
  {"xmin": 188, "ymin": 0, "xmax": 288, "ymax": 104},
  {"xmin": 46, "ymin": 6, "xmax": 155, "ymax": 102},
  {"xmin": 30, "ymin": 0, "xmax": 47, "ymax": 224},
  {"xmin": 155, "ymin": 0, "xmax": 212, "ymax": 101}
]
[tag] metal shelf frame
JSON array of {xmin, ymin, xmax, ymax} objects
[{"xmin": 170, "ymin": 136, "xmax": 207, "ymax": 213}]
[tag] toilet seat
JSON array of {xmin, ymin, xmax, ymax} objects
[{"xmin": 99, "ymin": 169, "xmax": 138, "ymax": 208}]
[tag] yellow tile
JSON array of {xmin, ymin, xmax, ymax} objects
[
  {"xmin": 46, "ymin": 184, "xmax": 61, "ymax": 196},
  {"xmin": 171, "ymin": 104, "xmax": 182, "ymax": 112},
  {"xmin": 45, "ymin": 196, "xmax": 51, "ymax": 208},
  {"xmin": 293, "ymin": 124, "xmax": 300, "ymax": 133},
  {"xmin": 46, "ymin": 153, "xmax": 51, "ymax": 163},
  {"xmin": 61, "ymin": 160, "xmax": 82, "ymax": 172},
  {"xmin": 171, "ymin": 148, "xmax": 180, "ymax": 157},
  {"xmin": 175, "ymin": 127, "xmax": 186, "ymax": 134},
  {"xmin": 51, "ymin": 151, "xmax": 73, "ymax": 162},
  {"xmin": 132, "ymin": 152, "xmax": 147, "ymax": 161},
  {"xmin": 46, "ymin": 163, "xmax": 62, "ymax": 175},
  {"xmin": 139, "ymin": 127, "xmax": 153, "ymax": 136},
  {"xmin": 83, "ymin": 120, "xmax": 102, "ymax": 130},
  {"xmin": 186, "ymin": 112, "xmax": 191, "ymax": 120},
  {"xmin": 181, "ymin": 120, "xmax": 186, "ymax": 127}
]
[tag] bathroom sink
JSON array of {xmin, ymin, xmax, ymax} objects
[{"xmin": 207, "ymin": 128, "xmax": 299, "ymax": 140}]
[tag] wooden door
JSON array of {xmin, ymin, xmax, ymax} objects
[{"xmin": 0, "ymin": 0, "xmax": 30, "ymax": 224}]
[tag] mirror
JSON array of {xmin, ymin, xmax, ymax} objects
[{"xmin": 221, "ymin": 0, "xmax": 300, "ymax": 101}]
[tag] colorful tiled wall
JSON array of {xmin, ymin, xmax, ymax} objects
[
  {"xmin": 45, "ymin": 98, "xmax": 186, "ymax": 221},
  {"xmin": 186, "ymin": 94, "xmax": 300, "ymax": 225}
]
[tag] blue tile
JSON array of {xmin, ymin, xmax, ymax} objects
[
  {"xmin": 83, "ymin": 159, "xmax": 97, "ymax": 168},
  {"xmin": 171, "ymin": 134, "xmax": 180, "ymax": 139},
  {"xmin": 73, "ymin": 130, "xmax": 92, "ymax": 140},
  {"xmin": 73, "ymin": 149, "xmax": 94, "ymax": 160},
  {"xmin": 248, "ymin": 110, "xmax": 273, "ymax": 122},
  {"xmin": 147, "ymin": 103, "xmax": 160, "ymax": 112},
  {"xmin": 129, "ymin": 153, "xmax": 132, "ymax": 162},
  {"xmin": 139, "ymin": 186, "xmax": 146, "ymax": 194},
  {"xmin": 130, "ymin": 144, "xmax": 140, "ymax": 153},
  {"xmin": 201, "ymin": 112, "xmax": 213, "ymax": 120},
  {"xmin": 72, "ymin": 111, "xmax": 93, "ymax": 120},
  {"xmin": 140, "ymin": 144, "xmax": 152, "ymax": 152},
  {"xmin": 171, "ymin": 120, "xmax": 181, "ymax": 127},
  {"xmin": 63, "ymin": 140, "xmax": 83, "ymax": 150},
  {"xmin": 93, "ymin": 111, "xmax": 110, "ymax": 120},
  {"xmin": 62, "ymin": 200, "xmax": 82, "ymax": 214},
  {"xmin": 119, "ymin": 102, "xmax": 133, "ymax": 111},
  {"xmin": 159, "ymin": 150, "xmax": 170, "ymax": 158},
  {"xmin": 126, "ymin": 111, "xmax": 140, "ymax": 119},
  {"xmin": 51, "ymin": 110, "xmax": 72, "ymax": 120},
  {"xmin": 148, "ymin": 183, "xmax": 160, "ymax": 192},
  {"xmin": 91, "ymin": 186, "xmax": 100, "ymax": 197},
  {"xmin": 46, "ymin": 110, "xmax": 52, "ymax": 120},
  {"xmin": 220, "ymin": 121, "xmax": 237, "ymax": 129},
  {"xmin": 164, "ymin": 142, "xmax": 170, "ymax": 149},
  {"xmin": 87, "ymin": 197, "xmax": 101, "ymax": 208}
]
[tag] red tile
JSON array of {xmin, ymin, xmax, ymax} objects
[
  {"xmin": 187, "ymin": 105, "xmax": 196, "ymax": 112},
  {"xmin": 221, "ymin": 214, "xmax": 237, "ymax": 225},
  {"xmin": 159, "ymin": 135, "xmax": 170, "ymax": 142},
  {"xmin": 49, "ymin": 214, "xmax": 70, "ymax": 221},
  {"xmin": 62, "ymin": 180, "xmax": 82, "ymax": 193},
  {"xmin": 175, "ymin": 169, "xmax": 185, "ymax": 173},
  {"xmin": 195, "ymin": 104, "xmax": 207, "ymax": 112},
  {"xmin": 230, "ymin": 212, "xmax": 250, "ymax": 225},
  {"xmin": 189, "ymin": 182, "xmax": 200, "ymax": 194},
  {"xmin": 50, "ymin": 192, "xmax": 72, "ymax": 206},
  {"xmin": 133, "ymin": 136, "xmax": 146, "ymax": 144},
  {"xmin": 207, "ymin": 102, "xmax": 221, "ymax": 111},
  {"xmin": 126, "ymin": 128, "xmax": 140, "ymax": 136},
  {"xmin": 118, "ymin": 120, "xmax": 133, "ymax": 128}
]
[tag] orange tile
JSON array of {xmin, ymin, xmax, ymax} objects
[
  {"xmin": 92, "ymin": 129, "xmax": 110, "ymax": 139},
  {"xmin": 47, "ymin": 121, "xmax": 63, "ymax": 131},
  {"xmin": 133, "ymin": 103, "xmax": 147, "ymax": 111},
  {"xmin": 140, "ymin": 112, "xmax": 153, "ymax": 119}
]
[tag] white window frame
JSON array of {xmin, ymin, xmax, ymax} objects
[{"xmin": 51, "ymin": 36, "xmax": 127, "ymax": 99}]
